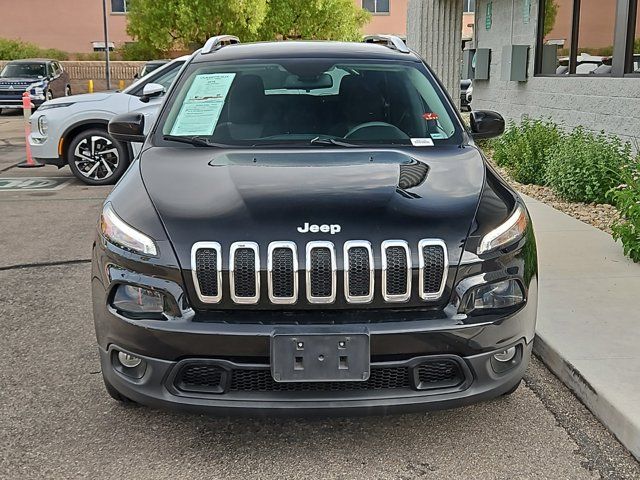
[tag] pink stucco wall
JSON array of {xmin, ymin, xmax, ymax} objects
[
  {"xmin": 0, "ymin": 0, "xmax": 130, "ymax": 53},
  {"xmin": 356, "ymin": 0, "xmax": 409, "ymax": 36}
]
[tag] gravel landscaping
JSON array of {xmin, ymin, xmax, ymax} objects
[{"xmin": 494, "ymin": 165, "xmax": 620, "ymax": 235}]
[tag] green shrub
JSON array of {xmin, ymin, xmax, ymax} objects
[
  {"xmin": 545, "ymin": 128, "xmax": 631, "ymax": 204},
  {"xmin": 490, "ymin": 117, "xmax": 563, "ymax": 185},
  {"xmin": 116, "ymin": 42, "xmax": 162, "ymax": 61},
  {"xmin": 0, "ymin": 38, "xmax": 68, "ymax": 60},
  {"xmin": 608, "ymin": 160, "xmax": 640, "ymax": 262}
]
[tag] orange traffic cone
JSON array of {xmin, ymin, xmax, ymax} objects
[{"xmin": 18, "ymin": 92, "xmax": 45, "ymax": 168}]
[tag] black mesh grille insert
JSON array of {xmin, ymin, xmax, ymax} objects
[
  {"xmin": 234, "ymin": 248, "xmax": 256, "ymax": 298},
  {"xmin": 309, "ymin": 247, "xmax": 333, "ymax": 298},
  {"xmin": 195, "ymin": 248, "xmax": 219, "ymax": 297},
  {"xmin": 416, "ymin": 360, "xmax": 464, "ymax": 390},
  {"xmin": 347, "ymin": 247, "xmax": 371, "ymax": 297},
  {"xmin": 175, "ymin": 364, "xmax": 224, "ymax": 393},
  {"xmin": 422, "ymin": 245, "xmax": 445, "ymax": 295},
  {"xmin": 230, "ymin": 367, "xmax": 410, "ymax": 392},
  {"xmin": 385, "ymin": 246, "xmax": 408, "ymax": 296},
  {"xmin": 272, "ymin": 247, "xmax": 295, "ymax": 298}
]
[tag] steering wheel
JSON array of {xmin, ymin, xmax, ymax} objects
[{"xmin": 344, "ymin": 122, "xmax": 409, "ymax": 141}]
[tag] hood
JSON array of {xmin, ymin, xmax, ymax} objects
[
  {"xmin": 140, "ymin": 147, "xmax": 485, "ymax": 274},
  {"xmin": 46, "ymin": 92, "xmax": 116, "ymax": 105}
]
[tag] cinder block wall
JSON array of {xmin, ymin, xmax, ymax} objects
[
  {"xmin": 0, "ymin": 61, "xmax": 146, "ymax": 94},
  {"xmin": 472, "ymin": 0, "xmax": 640, "ymax": 146}
]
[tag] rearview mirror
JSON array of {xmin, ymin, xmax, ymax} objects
[
  {"xmin": 140, "ymin": 82, "xmax": 165, "ymax": 103},
  {"xmin": 109, "ymin": 112, "xmax": 146, "ymax": 144},
  {"xmin": 469, "ymin": 110, "xmax": 505, "ymax": 140}
]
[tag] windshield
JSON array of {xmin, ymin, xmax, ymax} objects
[
  {"xmin": 0, "ymin": 63, "xmax": 46, "ymax": 78},
  {"xmin": 158, "ymin": 59, "xmax": 462, "ymax": 147}
]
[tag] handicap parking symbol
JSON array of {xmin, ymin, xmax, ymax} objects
[{"xmin": 0, "ymin": 177, "xmax": 73, "ymax": 191}]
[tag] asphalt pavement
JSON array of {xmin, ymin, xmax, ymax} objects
[{"xmin": 1, "ymin": 112, "xmax": 639, "ymax": 479}]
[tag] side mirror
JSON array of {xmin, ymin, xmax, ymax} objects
[
  {"xmin": 140, "ymin": 82, "xmax": 165, "ymax": 103},
  {"xmin": 470, "ymin": 110, "xmax": 505, "ymax": 140},
  {"xmin": 109, "ymin": 112, "xmax": 146, "ymax": 143}
]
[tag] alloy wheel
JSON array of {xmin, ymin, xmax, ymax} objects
[{"xmin": 73, "ymin": 135, "xmax": 120, "ymax": 181}]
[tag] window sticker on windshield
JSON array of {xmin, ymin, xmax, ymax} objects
[
  {"xmin": 430, "ymin": 133, "xmax": 447, "ymax": 140},
  {"xmin": 170, "ymin": 73, "xmax": 236, "ymax": 136},
  {"xmin": 410, "ymin": 138, "xmax": 434, "ymax": 147}
]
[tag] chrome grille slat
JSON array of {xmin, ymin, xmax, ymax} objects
[
  {"xmin": 192, "ymin": 239, "xmax": 447, "ymax": 305},
  {"xmin": 230, "ymin": 242, "xmax": 260, "ymax": 304},
  {"xmin": 306, "ymin": 241, "xmax": 337, "ymax": 304},
  {"xmin": 268, "ymin": 241, "xmax": 298, "ymax": 304},
  {"xmin": 344, "ymin": 240, "xmax": 374, "ymax": 303},
  {"xmin": 418, "ymin": 239, "xmax": 448, "ymax": 301},
  {"xmin": 191, "ymin": 242, "xmax": 222, "ymax": 303},
  {"xmin": 381, "ymin": 240, "xmax": 411, "ymax": 302}
]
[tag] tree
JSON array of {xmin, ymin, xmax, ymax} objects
[
  {"xmin": 126, "ymin": 0, "xmax": 268, "ymax": 52},
  {"xmin": 543, "ymin": 0, "xmax": 558, "ymax": 37},
  {"xmin": 126, "ymin": 0, "xmax": 370, "ymax": 53},
  {"xmin": 258, "ymin": 0, "xmax": 370, "ymax": 41}
]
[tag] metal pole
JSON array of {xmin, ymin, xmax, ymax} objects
[{"xmin": 102, "ymin": 0, "xmax": 111, "ymax": 90}]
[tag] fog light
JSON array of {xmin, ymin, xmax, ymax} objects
[
  {"xmin": 118, "ymin": 351, "xmax": 142, "ymax": 368},
  {"xmin": 493, "ymin": 347, "xmax": 517, "ymax": 363}
]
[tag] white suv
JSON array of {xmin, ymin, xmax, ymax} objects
[{"xmin": 29, "ymin": 56, "xmax": 188, "ymax": 185}]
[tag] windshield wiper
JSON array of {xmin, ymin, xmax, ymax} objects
[
  {"xmin": 163, "ymin": 135, "xmax": 231, "ymax": 148},
  {"xmin": 309, "ymin": 136, "xmax": 358, "ymax": 147}
]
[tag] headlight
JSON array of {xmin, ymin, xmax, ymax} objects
[
  {"xmin": 37, "ymin": 115, "xmax": 48, "ymax": 136},
  {"xmin": 478, "ymin": 205, "xmax": 528, "ymax": 254},
  {"xmin": 100, "ymin": 203, "xmax": 158, "ymax": 256},
  {"xmin": 38, "ymin": 102, "xmax": 75, "ymax": 111},
  {"xmin": 112, "ymin": 284, "xmax": 164, "ymax": 315},
  {"xmin": 461, "ymin": 279, "xmax": 524, "ymax": 314}
]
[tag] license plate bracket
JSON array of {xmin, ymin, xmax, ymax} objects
[{"xmin": 271, "ymin": 329, "xmax": 370, "ymax": 383}]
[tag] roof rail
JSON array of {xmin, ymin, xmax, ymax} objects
[
  {"xmin": 202, "ymin": 35, "xmax": 241, "ymax": 54},
  {"xmin": 363, "ymin": 35, "xmax": 410, "ymax": 54}
]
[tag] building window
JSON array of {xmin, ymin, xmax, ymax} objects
[
  {"xmin": 536, "ymin": 0, "xmax": 638, "ymax": 76},
  {"xmin": 363, "ymin": 0, "xmax": 390, "ymax": 14},
  {"xmin": 630, "ymin": 2, "xmax": 640, "ymax": 73},
  {"xmin": 111, "ymin": 0, "xmax": 128, "ymax": 14},
  {"xmin": 463, "ymin": 0, "xmax": 476, "ymax": 12}
]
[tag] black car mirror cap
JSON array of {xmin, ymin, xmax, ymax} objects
[
  {"xmin": 470, "ymin": 110, "xmax": 505, "ymax": 140},
  {"xmin": 109, "ymin": 112, "xmax": 146, "ymax": 144},
  {"xmin": 139, "ymin": 82, "xmax": 165, "ymax": 103}
]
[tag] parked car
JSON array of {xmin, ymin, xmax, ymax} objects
[
  {"xmin": 0, "ymin": 59, "xmax": 71, "ymax": 113},
  {"xmin": 134, "ymin": 60, "xmax": 170, "ymax": 79},
  {"xmin": 95, "ymin": 35, "xmax": 537, "ymax": 414},
  {"xmin": 460, "ymin": 78, "xmax": 471, "ymax": 111},
  {"xmin": 29, "ymin": 56, "xmax": 188, "ymax": 185}
]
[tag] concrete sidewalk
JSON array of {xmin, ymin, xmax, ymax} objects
[{"xmin": 523, "ymin": 194, "xmax": 640, "ymax": 461}]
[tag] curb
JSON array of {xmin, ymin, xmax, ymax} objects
[{"xmin": 533, "ymin": 334, "xmax": 640, "ymax": 461}]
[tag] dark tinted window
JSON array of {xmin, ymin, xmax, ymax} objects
[
  {"xmin": 0, "ymin": 63, "xmax": 47, "ymax": 78},
  {"xmin": 160, "ymin": 60, "xmax": 461, "ymax": 147}
]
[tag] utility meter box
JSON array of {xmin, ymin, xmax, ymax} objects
[
  {"xmin": 462, "ymin": 49, "xmax": 475, "ymax": 79},
  {"xmin": 474, "ymin": 48, "xmax": 491, "ymax": 80},
  {"xmin": 501, "ymin": 45, "xmax": 529, "ymax": 82}
]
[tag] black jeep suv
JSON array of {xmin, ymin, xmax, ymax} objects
[{"xmin": 94, "ymin": 35, "xmax": 537, "ymax": 414}]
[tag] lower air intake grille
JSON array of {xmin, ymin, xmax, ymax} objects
[
  {"xmin": 415, "ymin": 359, "xmax": 464, "ymax": 390},
  {"xmin": 175, "ymin": 364, "xmax": 225, "ymax": 393},
  {"xmin": 230, "ymin": 367, "xmax": 411, "ymax": 392},
  {"xmin": 195, "ymin": 248, "xmax": 219, "ymax": 298}
]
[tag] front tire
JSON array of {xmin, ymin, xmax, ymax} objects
[
  {"xmin": 66, "ymin": 128, "xmax": 129, "ymax": 185},
  {"xmin": 502, "ymin": 379, "xmax": 522, "ymax": 396}
]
